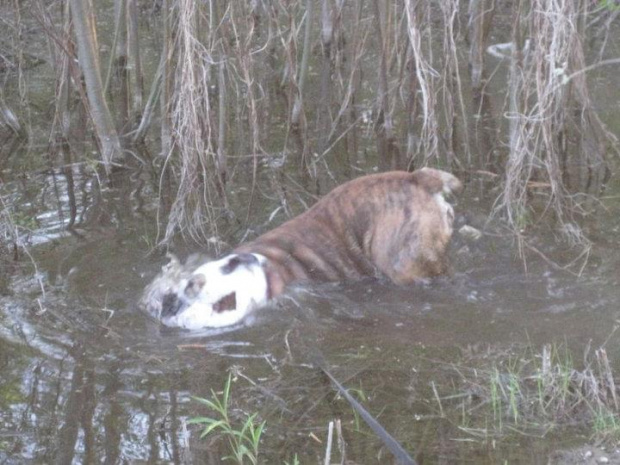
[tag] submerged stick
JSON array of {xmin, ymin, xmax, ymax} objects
[
  {"xmin": 313, "ymin": 353, "xmax": 417, "ymax": 465},
  {"xmin": 324, "ymin": 420, "xmax": 334, "ymax": 465}
]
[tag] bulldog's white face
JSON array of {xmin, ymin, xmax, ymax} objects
[{"xmin": 160, "ymin": 253, "xmax": 269, "ymax": 329}]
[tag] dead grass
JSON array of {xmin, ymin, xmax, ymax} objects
[
  {"xmin": 6, "ymin": 1, "xmax": 615, "ymax": 249},
  {"xmin": 441, "ymin": 341, "xmax": 620, "ymax": 442},
  {"xmin": 157, "ymin": 1, "xmax": 617, "ymax": 247},
  {"xmin": 496, "ymin": 0, "xmax": 617, "ymax": 246},
  {"xmin": 162, "ymin": 0, "xmax": 221, "ymax": 246}
]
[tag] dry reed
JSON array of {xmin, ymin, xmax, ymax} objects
[
  {"xmin": 162, "ymin": 0, "xmax": 220, "ymax": 246},
  {"xmin": 497, "ymin": 0, "xmax": 616, "ymax": 249},
  {"xmin": 4, "ymin": 1, "xmax": 618, "ymax": 248}
]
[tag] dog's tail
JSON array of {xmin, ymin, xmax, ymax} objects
[{"xmin": 414, "ymin": 167, "xmax": 463, "ymax": 197}]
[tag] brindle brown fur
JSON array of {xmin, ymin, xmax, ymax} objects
[{"xmin": 235, "ymin": 169, "xmax": 462, "ymax": 297}]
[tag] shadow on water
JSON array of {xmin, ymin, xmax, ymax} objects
[{"xmin": 1, "ymin": 162, "xmax": 620, "ymax": 464}]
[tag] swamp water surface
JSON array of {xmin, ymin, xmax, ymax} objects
[{"xmin": 1, "ymin": 165, "xmax": 620, "ymax": 464}]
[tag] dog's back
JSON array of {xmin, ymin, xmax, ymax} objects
[{"xmin": 236, "ymin": 169, "xmax": 462, "ymax": 292}]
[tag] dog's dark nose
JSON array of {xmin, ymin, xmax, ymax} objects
[{"xmin": 161, "ymin": 292, "xmax": 183, "ymax": 317}]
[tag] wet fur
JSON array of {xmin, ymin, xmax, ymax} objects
[
  {"xmin": 141, "ymin": 169, "xmax": 463, "ymax": 329},
  {"xmin": 235, "ymin": 168, "xmax": 463, "ymax": 296}
]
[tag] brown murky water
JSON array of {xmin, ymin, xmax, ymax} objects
[{"xmin": 1, "ymin": 165, "xmax": 620, "ymax": 464}]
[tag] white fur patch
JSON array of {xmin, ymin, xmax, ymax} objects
[
  {"xmin": 162, "ymin": 253, "xmax": 269, "ymax": 329},
  {"xmin": 433, "ymin": 192, "xmax": 454, "ymax": 233}
]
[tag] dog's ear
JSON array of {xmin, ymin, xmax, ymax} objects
[
  {"xmin": 184, "ymin": 273, "xmax": 206, "ymax": 298},
  {"xmin": 412, "ymin": 169, "xmax": 444, "ymax": 193},
  {"xmin": 414, "ymin": 168, "xmax": 463, "ymax": 197},
  {"xmin": 220, "ymin": 253, "xmax": 259, "ymax": 275}
]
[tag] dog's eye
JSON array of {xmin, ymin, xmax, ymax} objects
[{"xmin": 184, "ymin": 273, "xmax": 206, "ymax": 298}]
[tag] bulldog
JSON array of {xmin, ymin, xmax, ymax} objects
[{"xmin": 141, "ymin": 168, "xmax": 463, "ymax": 329}]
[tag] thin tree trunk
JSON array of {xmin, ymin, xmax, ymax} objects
[
  {"xmin": 317, "ymin": 0, "xmax": 334, "ymax": 158},
  {"xmin": 104, "ymin": 0, "xmax": 126, "ymax": 94},
  {"xmin": 132, "ymin": 53, "xmax": 162, "ymax": 143},
  {"xmin": 58, "ymin": 0, "xmax": 72, "ymax": 142},
  {"xmin": 405, "ymin": 0, "xmax": 439, "ymax": 165},
  {"xmin": 69, "ymin": 0, "xmax": 121, "ymax": 169},
  {"xmin": 468, "ymin": 0, "xmax": 494, "ymax": 90},
  {"xmin": 291, "ymin": 0, "xmax": 312, "ymax": 171},
  {"xmin": 217, "ymin": 57, "xmax": 227, "ymax": 186},
  {"xmin": 160, "ymin": 0, "xmax": 172, "ymax": 157},
  {"xmin": 298, "ymin": 0, "xmax": 313, "ymax": 103},
  {"xmin": 127, "ymin": 0, "xmax": 143, "ymax": 121},
  {"xmin": 291, "ymin": 0, "xmax": 314, "ymax": 158},
  {"xmin": 373, "ymin": 0, "xmax": 400, "ymax": 170}
]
